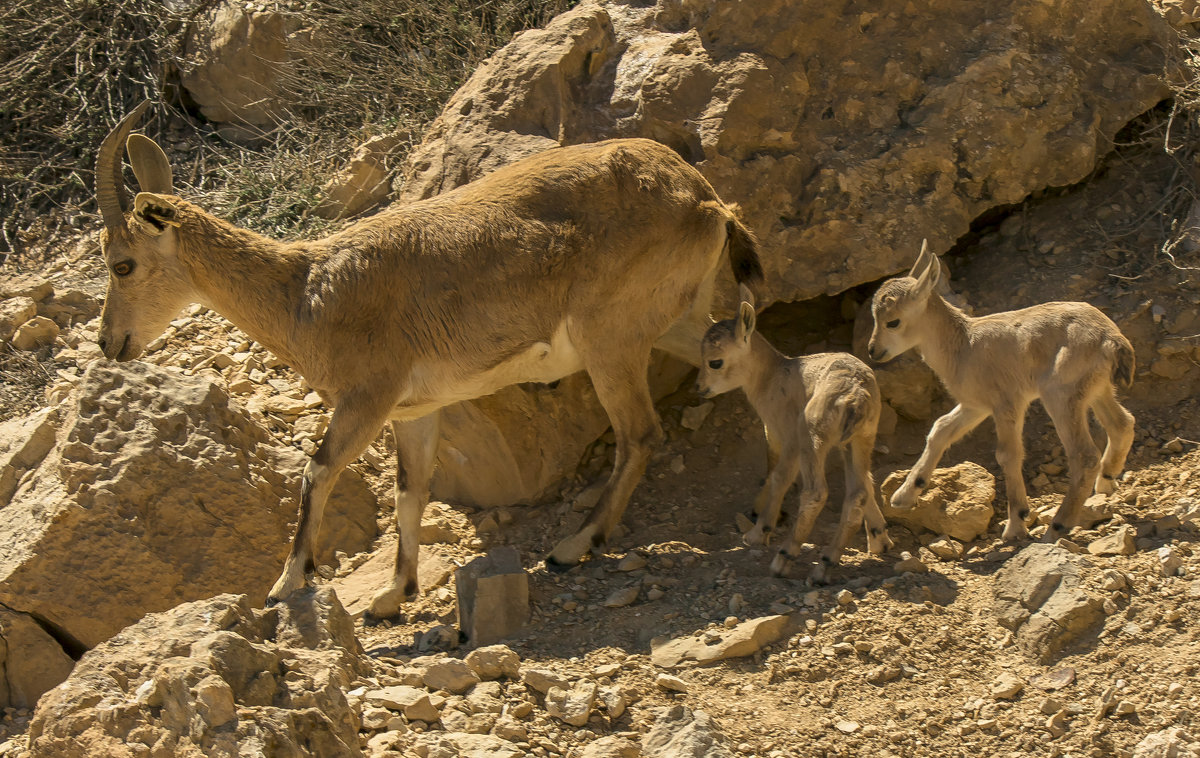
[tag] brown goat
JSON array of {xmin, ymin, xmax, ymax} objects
[{"xmin": 92, "ymin": 102, "xmax": 762, "ymax": 618}]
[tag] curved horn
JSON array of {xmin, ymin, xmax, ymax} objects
[{"xmin": 95, "ymin": 101, "xmax": 150, "ymax": 229}]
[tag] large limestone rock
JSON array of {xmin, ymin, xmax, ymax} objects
[
  {"xmin": 0, "ymin": 362, "xmax": 378, "ymax": 651},
  {"xmin": 993, "ymin": 543, "xmax": 1104, "ymax": 662},
  {"xmin": 651, "ymin": 614, "xmax": 791, "ymax": 669},
  {"xmin": 642, "ymin": 705, "xmax": 735, "ymax": 758},
  {"xmin": 25, "ymin": 589, "xmax": 366, "ymax": 758},
  {"xmin": 395, "ymin": 0, "xmax": 1171, "ymax": 305},
  {"xmin": 373, "ymin": 0, "xmax": 1169, "ymax": 507},
  {"xmin": 179, "ymin": 3, "xmax": 300, "ymax": 125}
]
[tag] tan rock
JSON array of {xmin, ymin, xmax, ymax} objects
[
  {"xmin": 1087, "ymin": 525, "xmax": 1136, "ymax": 556},
  {"xmin": 0, "ymin": 608, "xmax": 75, "ymax": 709},
  {"xmin": 11, "ymin": 316, "xmax": 59, "ymax": 350},
  {"xmin": 464, "ymin": 644, "xmax": 521, "ymax": 681},
  {"xmin": 651, "ymin": 614, "xmax": 790, "ymax": 668},
  {"xmin": 25, "ymin": 589, "xmax": 364, "ymax": 758},
  {"xmin": 329, "ymin": 547, "xmax": 454, "ymax": 617},
  {"xmin": 0, "ymin": 362, "xmax": 378, "ymax": 649},
  {"xmin": 420, "ymin": 658, "xmax": 480, "ymax": 694},
  {"xmin": 993, "ymin": 543, "xmax": 1103, "ymax": 662},
  {"xmin": 315, "ymin": 133, "xmax": 404, "ymax": 220},
  {"xmin": 545, "ymin": 681, "xmax": 597, "ymax": 726},
  {"xmin": 0, "ymin": 407, "xmax": 59, "ymax": 509},
  {"xmin": 0, "ymin": 296, "xmax": 38, "ymax": 342},
  {"xmin": 880, "ymin": 462, "xmax": 995, "ymax": 542},
  {"xmin": 366, "ymin": 685, "xmax": 442, "ymax": 722}
]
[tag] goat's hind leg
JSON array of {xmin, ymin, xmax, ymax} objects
[
  {"xmin": 367, "ymin": 412, "xmax": 441, "ymax": 621},
  {"xmin": 547, "ymin": 343, "xmax": 662, "ymax": 568},
  {"xmin": 1042, "ymin": 390, "xmax": 1102, "ymax": 542},
  {"xmin": 1091, "ymin": 388, "xmax": 1134, "ymax": 495},
  {"xmin": 770, "ymin": 439, "xmax": 828, "ymax": 578},
  {"xmin": 268, "ymin": 391, "xmax": 396, "ymax": 606},
  {"xmin": 994, "ymin": 402, "xmax": 1033, "ymax": 541}
]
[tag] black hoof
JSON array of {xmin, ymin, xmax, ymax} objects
[
  {"xmin": 544, "ymin": 554, "xmax": 576, "ymax": 574},
  {"xmin": 264, "ymin": 595, "xmax": 282, "ymax": 608},
  {"xmin": 363, "ymin": 610, "xmax": 403, "ymax": 627}
]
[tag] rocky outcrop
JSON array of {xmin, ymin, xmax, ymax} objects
[
  {"xmin": 880, "ymin": 462, "xmax": 996, "ymax": 542},
  {"xmin": 992, "ymin": 543, "xmax": 1104, "ymax": 662},
  {"xmin": 394, "ymin": 0, "xmax": 1172, "ymax": 306},
  {"xmin": 0, "ymin": 362, "xmax": 378, "ymax": 653},
  {"xmin": 25, "ymin": 590, "xmax": 365, "ymax": 758},
  {"xmin": 0, "ymin": 608, "xmax": 74, "ymax": 710}
]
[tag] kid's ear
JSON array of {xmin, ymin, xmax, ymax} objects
[
  {"xmin": 132, "ymin": 192, "xmax": 180, "ymax": 235},
  {"xmin": 735, "ymin": 300, "xmax": 756, "ymax": 343},
  {"xmin": 737, "ymin": 282, "xmax": 756, "ymax": 310},
  {"xmin": 908, "ymin": 238, "xmax": 931, "ymax": 280}
]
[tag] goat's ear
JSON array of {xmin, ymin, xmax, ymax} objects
[
  {"xmin": 909, "ymin": 238, "xmax": 932, "ymax": 280},
  {"xmin": 737, "ymin": 282, "xmax": 756, "ymax": 311},
  {"xmin": 127, "ymin": 134, "xmax": 174, "ymax": 194},
  {"xmin": 735, "ymin": 300, "xmax": 757, "ymax": 343},
  {"xmin": 132, "ymin": 192, "xmax": 181, "ymax": 236}
]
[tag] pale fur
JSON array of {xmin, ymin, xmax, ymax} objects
[
  {"xmin": 93, "ymin": 105, "xmax": 762, "ymax": 619},
  {"xmin": 697, "ymin": 290, "xmax": 893, "ymax": 582},
  {"xmin": 867, "ymin": 241, "xmax": 1135, "ymax": 541}
]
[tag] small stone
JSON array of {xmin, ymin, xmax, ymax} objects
[
  {"xmin": 617, "ymin": 553, "xmax": 647, "ymax": 572},
  {"xmin": 655, "ymin": 674, "xmax": 689, "ymax": 693},
  {"xmin": 12, "ymin": 316, "xmax": 59, "ymax": 350},
  {"xmin": 834, "ymin": 720, "xmax": 860, "ymax": 734},
  {"xmin": 1113, "ymin": 700, "xmax": 1137, "ymax": 716},
  {"xmin": 421, "ymin": 659, "xmax": 481, "ymax": 695},
  {"xmin": 927, "ymin": 537, "xmax": 964, "ymax": 560},
  {"xmin": 991, "ymin": 672, "xmax": 1024, "ymax": 700},
  {"xmin": 366, "ymin": 686, "xmax": 443, "ymax": 722},
  {"xmin": 866, "ymin": 666, "xmax": 901, "ymax": 684},
  {"xmin": 647, "ymin": 587, "xmax": 665, "ymax": 601},
  {"xmin": 545, "ymin": 682, "xmax": 597, "ymax": 727},
  {"xmin": 361, "ymin": 705, "xmax": 392, "ymax": 731},
  {"xmin": 194, "ymin": 675, "xmax": 236, "ymax": 728},
  {"xmin": 1029, "ymin": 667, "xmax": 1076, "ymax": 691},
  {"xmin": 465, "ymin": 645, "xmax": 521, "ymax": 681},
  {"xmin": 680, "ymin": 402, "xmax": 714, "ymax": 431},
  {"xmin": 1040, "ymin": 697, "xmax": 1062, "ymax": 716},
  {"xmin": 604, "ymin": 585, "xmax": 639, "ymax": 608},
  {"xmin": 669, "ymin": 455, "xmax": 686, "ymax": 474},
  {"xmin": 835, "ymin": 589, "xmax": 854, "ymax": 605},
  {"xmin": 1157, "ymin": 545, "xmax": 1184, "ymax": 576},
  {"xmin": 894, "ymin": 551, "xmax": 928, "ymax": 574},
  {"xmin": 1101, "ymin": 569, "xmax": 1128, "ymax": 592},
  {"xmin": 1045, "ymin": 710, "xmax": 1068, "ymax": 738},
  {"xmin": 521, "ymin": 668, "xmax": 569, "ymax": 695},
  {"xmin": 1088, "ymin": 525, "xmax": 1136, "ymax": 556}
]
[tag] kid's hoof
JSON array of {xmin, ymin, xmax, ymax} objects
[
  {"xmin": 543, "ymin": 554, "xmax": 576, "ymax": 574},
  {"xmin": 1001, "ymin": 522, "xmax": 1031, "ymax": 541},
  {"xmin": 1094, "ymin": 475, "xmax": 1117, "ymax": 495}
]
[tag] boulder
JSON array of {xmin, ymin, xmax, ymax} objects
[
  {"xmin": 11, "ymin": 316, "xmax": 59, "ymax": 351},
  {"xmin": 642, "ymin": 705, "xmax": 735, "ymax": 758},
  {"xmin": 396, "ymin": 0, "xmax": 1170, "ymax": 306},
  {"xmin": 24, "ymin": 589, "xmax": 365, "ymax": 758},
  {"xmin": 314, "ymin": 133, "xmax": 405, "ymax": 220},
  {"xmin": 0, "ymin": 362, "xmax": 378, "ymax": 651},
  {"xmin": 370, "ymin": 0, "xmax": 1169, "ymax": 510},
  {"xmin": 0, "ymin": 608, "xmax": 75, "ymax": 710},
  {"xmin": 179, "ymin": 3, "xmax": 299, "ymax": 125},
  {"xmin": 880, "ymin": 462, "xmax": 996, "ymax": 542},
  {"xmin": 993, "ymin": 543, "xmax": 1104, "ymax": 662}
]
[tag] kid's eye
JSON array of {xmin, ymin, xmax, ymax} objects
[
  {"xmin": 113, "ymin": 260, "xmax": 135, "ymax": 277},
  {"xmin": 886, "ymin": 319, "xmax": 900, "ymax": 329},
  {"xmin": 708, "ymin": 359, "xmax": 723, "ymax": 370}
]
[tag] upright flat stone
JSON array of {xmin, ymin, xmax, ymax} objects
[{"xmin": 456, "ymin": 547, "xmax": 529, "ymax": 646}]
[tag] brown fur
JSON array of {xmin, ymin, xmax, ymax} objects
[
  {"xmin": 867, "ymin": 241, "xmax": 1135, "ymax": 542},
  {"xmin": 94, "ymin": 108, "xmax": 762, "ymax": 618}
]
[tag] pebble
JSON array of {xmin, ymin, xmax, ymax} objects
[
  {"xmin": 894, "ymin": 551, "xmax": 928, "ymax": 574},
  {"xmin": 927, "ymin": 537, "xmax": 964, "ymax": 560},
  {"xmin": 834, "ymin": 720, "xmax": 860, "ymax": 734},
  {"xmin": 655, "ymin": 674, "xmax": 689, "ymax": 693},
  {"xmin": 990, "ymin": 672, "xmax": 1024, "ymax": 700},
  {"xmin": 1087, "ymin": 525, "xmax": 1136, "ymax": 556},
  {"xmin": 604, "ymin": 586, "xmax": 639, "ymax": 608},
  {"xmin": 616, "ymin": 553, "xmax": 647, "ymax": 572},
  {"xmin": 1157, "ymin": 545, "xmax": 1183, "ymax": 576},
  {"xmin": 836, "ymin": 589, "xmax": 854, "ymax": 605}
]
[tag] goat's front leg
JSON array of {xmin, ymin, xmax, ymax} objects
[
  {"xmin": 367, "ymin": 412, "xmax": 442, "ymax": 620},
  {"xmin": 769, "ymin": 440, "xmax": 828, "ymax": 577},
  {"xmin": 744, "ymin": 446, "xmax": 804, "ymax": 547},
  {"xmin": 547, "ymin": 349, "xmax": 661, "ymax": 567},
  {"xmin": 994, "ymin": 402, "xmax": 1032, "ymax": 540},
  {"xmin": 267, "ymin": 391, "xmax": 395, "ymax": 606},
  {"xmin": 891, "ymin": 404, "xmax": 988, "ymax": 509}
]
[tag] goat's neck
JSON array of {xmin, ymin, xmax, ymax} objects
[
  {"xmin": 913, "ymin": 295, "xmax": 970, "ymax": 386},
  {"xmin": 176, "ymin": 207, "xmax": 311, "ymax": 368},
  {"xmin": 740, "ymin": 332, "xmax": 795, "ymax": 414}
]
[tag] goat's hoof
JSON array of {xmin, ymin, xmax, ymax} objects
[
  {"xmin": 742, "ymin": 528, "xmax": 768, "ymax": 548},
  {"xmin": 1001, "ymin": 522, "xmax": 1030, "ymax": 541},
  {"xmin": 1094, "ymin": 475, "xmax": 1117, "ymax": 495},
  {"xmin": 889, "ymin": 485, "xmax": 919, "ymax": 510},
  {"xmin": 1040, "ymin": 524, "xmax": 1068, "ymax": 543},
  {"xmin": 264, "ymin": 594, "xmax": 283, "ymax": 609},
  {"xmin": 734, "ymin": 512, "xmax": 756, "ymax": 533}
]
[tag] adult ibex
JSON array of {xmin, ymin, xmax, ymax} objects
[
  {"xmin": 697, "ymin": 288, "xmax": 892, "ymax": 582},
  {"xmin": 868, "ymin": 241, "xmax": 1135, "ymax": 542},
  {"xmin": 94, "ymin": 102, "xmax": 762, "ymax": 618}
]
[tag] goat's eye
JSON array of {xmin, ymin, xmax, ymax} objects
[
  {"xmin": 113, "ymin": 260, "xmax": 135, "ymax": 277},
  {"xmin": 707, "ymin": 359, "xmax": 723, "ymax": 370},
  {"xmin": 886, "ymin": 318, "xmax": 900, "ymax": 329}
]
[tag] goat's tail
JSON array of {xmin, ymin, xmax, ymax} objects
[
  {"xmin": 1110, "ymin": 335, "xmax": 1135, "ymax": 390},
  {"xmin": 837, "ymin": 390, "xmax": 874, "ymax": 445},
  {"xmin": 721, "ymin": 205, "xmax": 764, "ymax": 289}
]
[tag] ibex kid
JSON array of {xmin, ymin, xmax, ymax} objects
[
  {"xmin": 697, "ymin": 288, "xmax": 893, "ymax": 582},
  {"xmin": 867, "ymin": 241, "xmax": 1135, "ymax": 541}
]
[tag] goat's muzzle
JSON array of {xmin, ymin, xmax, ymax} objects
[{"xmin": 99, "ymin": 332, "xmax": 133, "ymax": 362}]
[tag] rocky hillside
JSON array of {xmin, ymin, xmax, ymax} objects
[{"xmin": 2, "ymin": 0, "xmax": 1200, "ymax": 756}]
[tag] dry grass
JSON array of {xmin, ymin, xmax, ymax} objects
[{"xmin": 0, "ymin": 0, "xmax": 572, "ymax": 266}]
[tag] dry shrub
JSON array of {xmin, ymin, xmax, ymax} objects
[{"xmin": 0, "ymin": 0, "xmax": 572, "ymax": 266}]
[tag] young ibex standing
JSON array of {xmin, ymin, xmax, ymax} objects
[
  {"xmin": 868, "ymin": 241, "xmax": 1135, "ymax": 541},
  {"xmin": 93, "ymin": 102, "xmax": 762, "ymax": 618},
  {"xmin": 697, "ymin": 289, "xmax": 892, "ymax": 582}
]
